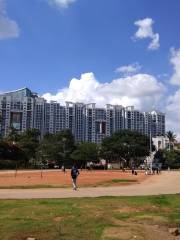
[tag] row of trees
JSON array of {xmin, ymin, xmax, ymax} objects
[
  {"xmin": 101, "ymin": 130, "xmax": 150, "ymax": 167},
  {"xmin": 0, "ymin": 128, "xmax": 41, "ymax": 168},
  {"xmin": 0, "ymin": 128, "xmax": 151, "ymax": 169},
  {"xmin": 153, "ymin": 131, "xmax": 180, "ymax": 169},
  {"xmin": 0, "ymin": 127, "xmax": 179, "ymax": 169},
  {"xmin": 154, "ymin": 149, "xmax": 180, "ymax": 169}
]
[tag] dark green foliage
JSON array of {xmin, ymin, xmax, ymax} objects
[
  {"xmin": 71, "ymin": 142, "xmax": 99, "ymax": 167},
  {"xmin": 0, "ymin": 129, "xmax": 76, "ymax": 169},
  {"xmin": 101, "ymin": 130, "xmax": 150, "ymax": 167},
  {"xmin": 0, "ymin": 128, "xmax": 40, "ymax": 168},
  {"xmin": 166, "ymin": 131, "xmax": 177, "ymax": 150},
  {"xmin": 164, "ymin": 150, "xmax": 180, "ymax": 169},
  {"xmin": 18, "ymin": 129, "xmax": 41, "ymax": 165},
  {"xmin": 37, "ymin": 129, "xmax": 75, "ymax": 167},
  {"xmin": 5, "ymin": 127, "xmax": 20, "ymax": 143},
  {"xmin": 154, "ymin": 149, "xmax": 166, "ymax": 165},
  {"xmin": 0, "ymin": 141, "xmax": 24, "ymax": 169},
  {"xmin": 0, "ymin": 128, "xmax": 167, "ymax": 169},
  {"xmin": 153, "ymin": 149, "xmax": 180, "ymax": 169}
]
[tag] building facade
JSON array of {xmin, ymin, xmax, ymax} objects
[
  {"xmin": 152, "ymin": 136, "xmax": 170, "ymax": 151},
  {"xmin": 0, "ymin": 88, "xmax": 166, "ymax": 143}
]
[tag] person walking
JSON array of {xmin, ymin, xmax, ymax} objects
[
  {"xmin": 71, "ymin": 164, "xmax": 80, "ymax": 190},
  {"xmin": 61, "ymin": 164, "xmax": 66, "ymax": 173},
  {"xmin": 131, "ymin": 166, "xmax": 135, "ymax": 175}
]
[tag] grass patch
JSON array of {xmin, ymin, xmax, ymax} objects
[
  {"xmin": 89, "ymin": 179, "xmax": 138, "ymax": 187},
  {"xmin": 0, "ymin": 195, "xmax": 180, "ymax": 239},
  {"xmin": 111, "ymin": 179, "xmax": 138, "ymax": 183}
]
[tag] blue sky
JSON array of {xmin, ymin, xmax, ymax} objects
[{"xmin": 0, "ymin": 0, "xmax": 180, "ymax": 137}]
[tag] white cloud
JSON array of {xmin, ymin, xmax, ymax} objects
[
  {"xmin": 165, "ymin": 48, "xmax": 180, "ymax": 140},
  {"xmin": 170, "ymin": 48, "xmax": 180, "ymax": 86},
  {"xmin": 115, "ymin": 63, "xmax": 141, "ymax": 75},
  {"xmin": 134, "ymin": 18, "xmax": 160, "ymax": 50},
  {"xmin": 43, "ymin": 72, "xmax": 165, "ymax": 110},
  {"xmin": 0, "ymin": 0, "xmax": 20, "ymax": 40},
  {"xmin": 43, "ymin": 71, "xmax": 180, "ymax": 138},
  {"xmin": 48, "ymin": 0, "xmax": 76, "ymax": 9},
  {"xmin": 166, "ymin": 90, "xmax": 180, "ymax": 140}
]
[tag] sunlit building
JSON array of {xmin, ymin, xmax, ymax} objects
[{"xmin": 0, "ymin": 88, "xmax": 166, "ymax": 143}]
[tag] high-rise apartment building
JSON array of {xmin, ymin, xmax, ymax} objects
[{"xmin": 0, "ymin": 88, "xmax": 165, "ymax": 142}]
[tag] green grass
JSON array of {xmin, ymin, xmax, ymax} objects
[
  {"xmin": 0, "ymin": 195, "xmax": 180, "ymax": 239},
  {"xmin": 110, "ymin": 179, "xmax": 137, "ymax": 183}
]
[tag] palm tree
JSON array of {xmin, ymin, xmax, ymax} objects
[{"xmin": 166, "ymin": 131, "xmax": 176, "ymax": 150}]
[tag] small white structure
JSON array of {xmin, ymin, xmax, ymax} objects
[{"xmin": 152, "ymin": 136, "xmax": 170, "ymax": 151}]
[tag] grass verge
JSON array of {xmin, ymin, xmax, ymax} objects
[{"xmin": 0, "ymin": 195, "xmax": 180, "ymax": 239}]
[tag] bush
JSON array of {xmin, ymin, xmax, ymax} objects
[
  {"xmin": 0, "ymin": 159, "xmax": 17, "ymax": 169},
  {"xmin": 164, "ymin": 150, "xmax": 180, "ymax": 169}
]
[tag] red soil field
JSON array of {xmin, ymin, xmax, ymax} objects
[{"xmin": 0, "ymin": 170, "xmax": 147, "ymax": 188}]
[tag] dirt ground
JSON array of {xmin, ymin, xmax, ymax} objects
[
  {"xmin": 0, "ymin": 169, "xmax": 147, "ymax": 187},
  {"xmin": 0, "ymin": 171, "xmax": 180, "ymax": 199},
  {"xmin": 102, "ymin": 203, "xmax": 180, "ymax": 240},
  {"xmin": 102, "ymin": 219, "xmax": 180, "ymax": 240}
]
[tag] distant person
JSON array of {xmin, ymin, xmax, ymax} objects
[
  {"xmin": 131, "ymin": 166, "xmax": 135, "ymax": 175},
  {"xmin": 61, "ymin": 165, "xmax": 66, "ymax": 173},
  {"xmin": 71, "ymin": 164, "xmax": 80, "ymax": 190},
  {"xmin": 90, "ymin": 161, "xmax": 93, "ymax": 170}
]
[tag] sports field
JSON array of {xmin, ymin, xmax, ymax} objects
[
  {"xmin": 0, "ymin": 170, "xmax": 146, "ymax": 188},
  {"xmin": 1, "ymin": 195, "xmax": 180, "ymax": 240},
  {"xmin": 0, "ymin": 171, "xmax": 180, "ymax": 239}
]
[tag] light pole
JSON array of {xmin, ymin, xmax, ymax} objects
[
  {"xmin": 150, "ymin": 131, "xmax": 152, "ymax": 153},
  {"xmin": 149, "ymin": 131, "xmax": 153, "ymax": 174}
]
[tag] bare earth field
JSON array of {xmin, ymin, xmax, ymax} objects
[
  {"xmin": 0, "ymin": 171, "xmax": 180, "ymax": 199},
  {"xmin": 0, "ymin": 169, "xmax": 146, "ymax": 188}
]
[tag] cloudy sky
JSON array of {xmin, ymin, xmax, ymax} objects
[{"xmin": 0, "ymin": 0, "xmax": 180, "ymax": 138}]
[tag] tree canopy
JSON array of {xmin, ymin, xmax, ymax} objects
[
  {"xmin": 164, "ymin": 150, "xmax": 180, "ymax": 169},
  {"xmin": 101, "ymin": 130, "xmax": 150, "ymax": 167},
  {"xmin": 37, "ymin": 129, "xmax": 75, "ymax": 167},
  {"xmin": 1, "ymin": 127, "xmax": 179, "ymax": 170},
  {"xmin": 166, "ymin": 131, "xmax": 177, "ymax": 150},
  {"xmin": 71, "ymin": 142, "xmax": 99, "ymax": 167}
]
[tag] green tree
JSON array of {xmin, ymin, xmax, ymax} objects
[
  {"xmin": 164, "ymin": 150, "xmax": 180, "ymax": 169},
  {"xmin": 0, "ymin": 140, "xmax": 24, "ymax": 169},
  {"xmin": 6, "ymin": 127, "xmax": 20, "ymax": 143},
  {"xmin": 37, "ymin": 133, "xmax": 63, "ymax": 166},
  {"xmin": 166, "ymin": 131, "xmax": 177, "ymax": 150},
  {"xmin": 71, "ymin": 142, "xmax": 99, "ymax": 167},
  {"xmin": 37, "ymin": 129, "xmax": 75, "ymax": 167},
  {"xmin": 101, "ymin": 130, "xmax": 150, "ymax": 167},
  {"xmin": 18, "ymin": 129, "xmax": 41, "ymax": 167}
]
